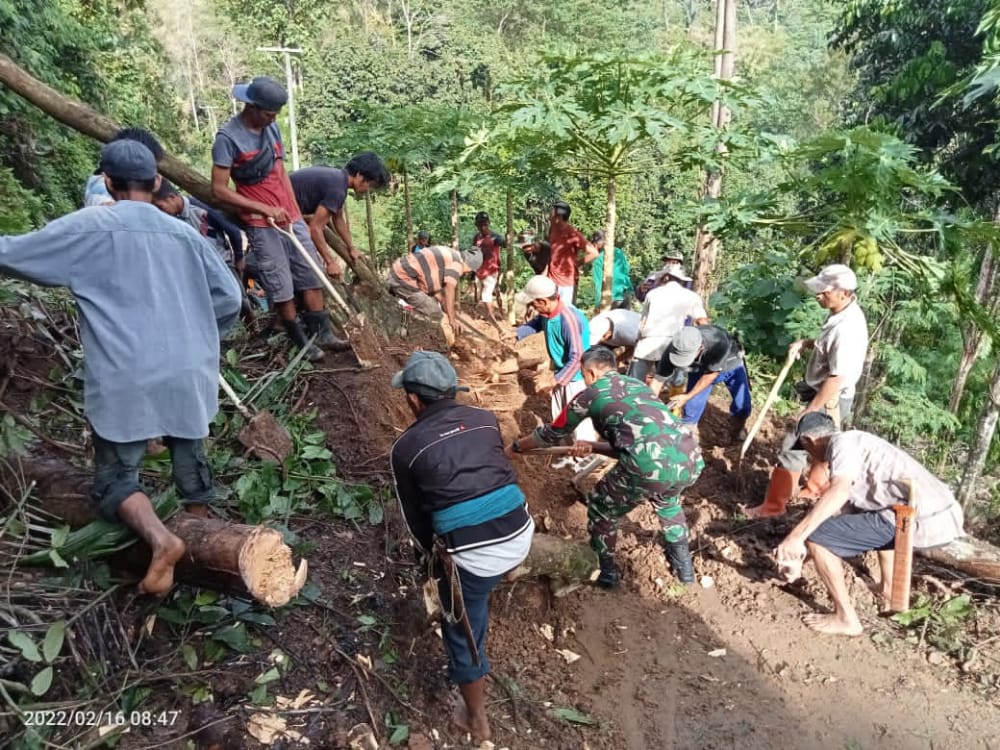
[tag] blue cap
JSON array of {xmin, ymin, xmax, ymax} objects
[
  {"xmin": 392, "ymin": 351, "xmax": 468, "ymax": 399},
  {"xmin": 98, "ymin": 140, "xmax": 157, "ymax": 181},
  {"xmin": 233, "ymin": 76, "xmax": 288, "ymax": 112}
]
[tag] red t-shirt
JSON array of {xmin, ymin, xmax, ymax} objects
[
  {"xmin": 473, "ymin": 231, "xmax": 504, "ymax": 279},
  {"xmin": 212, "ymin": 117, "xmax": 301, "ymax": 229},
  {"xmin": 547, "ymin": 222, "xmax": 588, "ymax": 287}
]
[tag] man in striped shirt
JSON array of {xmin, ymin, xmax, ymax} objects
[
  {"xmin": 516, "ymin": 275, "xmax": 597, "ymax": 442},
  {"xmin": 388, "ymin": 245, "xmax": 483, "ymax": 343}
]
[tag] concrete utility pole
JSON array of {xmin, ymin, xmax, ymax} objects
[{"xmin": 257, "ymin": 46, "xmax": 303, "ymax": 171}]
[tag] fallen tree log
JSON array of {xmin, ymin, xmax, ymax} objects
[
  {"xmin": 423, "ymin": 533, "xmax": 598, "ymax": 613},
  {"xmin": 918, "ymin": 536, "xmax": 1000, "ymax": 584},
  {"xmin": 5, "ymin": 458, "xmax": 308, "ymax": 606},
  {"xmin": 0, "ymin": 52, "xmax": 215, "ymax": 206},
  {"xmin": 507, "ymin": 532, "xmax": 598, "ymax": 591}
]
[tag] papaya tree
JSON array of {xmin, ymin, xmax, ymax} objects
[
  {"xmin": 460, "ymin": 124, "xmax": 559, "ymax": 319},
  {"xmin": 494, "ymin": 49, "xmax": 730, "ymax": 309}
]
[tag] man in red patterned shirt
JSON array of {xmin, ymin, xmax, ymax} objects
[
  {"xmin": 547, "ymin": 201, "xmax": 598, "ymax": 306},
  {"xmin": 211, "ymin": 76, "xmax": 343, "ymax": 361}
]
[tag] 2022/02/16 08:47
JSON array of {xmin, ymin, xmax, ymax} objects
[{"xmin": 23, "ymin": 710, "xmax": 183, "ymax": 727}]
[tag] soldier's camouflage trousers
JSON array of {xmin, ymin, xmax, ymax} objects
[{"xmin": 586, "ymin": 444, "xmax": 704, "ymax": 555}]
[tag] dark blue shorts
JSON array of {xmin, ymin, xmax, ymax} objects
[{"xmin": 807, "ymin": 511, "xmax": 895, "ymax": 559}]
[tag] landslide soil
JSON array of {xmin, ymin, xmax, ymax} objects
[
  {"xmin": 295, "ymin": 313, "xmax": 1000, "ymax": 750},
  {"xmin": 5, "ymin": 303, "xmax": 1000, "ymax": 750}
]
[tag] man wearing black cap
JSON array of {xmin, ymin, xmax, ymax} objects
[
  {"xmin": 653, "ymin": 324, "xmax": 751, "ymax": 442},
  {"xmin": 0, "ymin": 140, "xmax": 243, "ymax": 597},
  {"xmin": 290, "ymin": 152, "xmax": 390, "ymax": 278},
  {"xmin": 469, "ymin": 211, "xmax": 506, "ymax": 323},
  {"xmin": 390, "ymin": 351, "xmax": 533, "ymax": 743},
  {"xmin": 211, "ymin": 76, "xmax": 346, "ymax": 361},
  {"xmin": 518, "ymin": 232, "xmax": 551, "ymax": 276},
  {"xmin": 83, "ymin": 127, "xmax": 165, "ymax": 208}
]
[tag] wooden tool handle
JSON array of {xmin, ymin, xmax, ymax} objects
[
  {"xmin": 888, "ymin": 479, "xmax": 917, "ymax": 613},
  {"xmin": 739, "ymin": 347, "xmax": 797, "ymax": 464},
  {"xmin": 218, "ymin": 373, "xmax": 253, "ymax": 420}
]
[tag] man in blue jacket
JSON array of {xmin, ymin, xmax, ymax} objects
[{"xmin": 390, "ymin": 351, "xmax": 533, "ymax": 743}]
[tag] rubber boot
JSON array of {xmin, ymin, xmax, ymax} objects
[
  {"xmin": 798, "ymin": 461, "xmax": 830, "ymax": 501},
  {"xmin": 596, "ymin": 554, "xmax": 619, "ymax": 589},
  {"xmin": 302, "ymin": 310, "xmax": 351, "ymax": 352},
  {"xmin": 744, "ymin": 466, "xmax": 799, "ymax": 519},
  {"xmin": 729, "ymin": 415, "xmax": 749, "ymax": 445},
  {"xmin": 282, "ymin": 319, "xmax": 324, "ymax": 362},
  {"xmin": 664, "ymin": 538, "xmax": 695, "ymax": 584}
]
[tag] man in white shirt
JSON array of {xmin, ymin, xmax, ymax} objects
[
  {"xmin": 747, "ymin": 264, "xmax": 870, "ymax": 518},
  {"xmin": 630, "ymin": 268, "xmax": 709, "ymax": 384},
  {"xmin": 775, "ymin": 413, "xmax": 963, "ymax": 636}
]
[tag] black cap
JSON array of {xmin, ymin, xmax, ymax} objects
[
  {"xmin": 99, "ymin": 140, "xmax": 157, "ymax": 181},
  {"xmin": 233, "ymin": 76, "xmax": 288, "ymax": 112},
  {"xmin": 475, "ymin": 211, "xmax": 489, "ymax": 224},
  {"xmin": 552, "ymin": 201, "xmax": 571, "ymax": 219}
]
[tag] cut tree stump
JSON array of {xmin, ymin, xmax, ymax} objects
[
  {"xmin": 506, "ymin": 532, "xmax": 599, "ymax": 596},
  {"xmin": 6, "ymin": 457, "xmax": 308, "ymax": 605}
]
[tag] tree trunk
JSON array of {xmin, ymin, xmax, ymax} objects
[
  {"xmin": 451, "ymin": 190, "xmax": 460, "ymax": 250},
  {"xmin": 364, "ymin": 192, "xmax": 377, "ymax": 259},
  {"xmin": 956, "ymin": 357, "xmax": 1000, "ymax": 509},
  {"xmin": 950, "ymin": 234, "xmax": 1000, "ymax": 413},
  {"xmin": 0, "ymin": 52, "xmax": 215, "ymax": 206},
  {"xmin": 692, "ymin": 0, "xmax": 736, "ymax": 298},
  {"xmin": 403, "ymin": 167, "xmax": 413, "ymax": 251},
  {"xmin": 8, "ymin": 459, "xmax": 308, "ymax": 606},
  {"xmin": 601, "ymin": 176, "xmax": 617, "ymax": 311},
  {"xmin": 918, "ymin": 537, "xmax": 1000, "ymax": 583},
  {"xmin": 505, "ymin": 188, "xmax": 516, "ymax": 323}
]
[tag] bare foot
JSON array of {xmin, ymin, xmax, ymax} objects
[
  {"xmin": 803, "ymin": 612, "xmax": 863, "ymax": 636},
  {"xmin": 452, "ymin": 703, "xmax": 491, "ymax": 743},
  {"xmin": 139, "ymin": 534, "xmax": 186, "ymax": 596}
]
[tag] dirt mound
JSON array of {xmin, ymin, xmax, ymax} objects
[{"xmin": 4, "ymin": 296, "xmax": 999, "ymax": 750}]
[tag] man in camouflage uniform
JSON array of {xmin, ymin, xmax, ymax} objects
[{"xmin": 508, "ymin": 346, "xmax": 704, "ymax": 587}]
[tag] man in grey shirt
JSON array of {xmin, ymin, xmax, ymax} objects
[
  {"xmin": 0, "ymin": 140, "xmax": 243, "ymax": 596},
  {"xmin": 776, "ymin": 413, "xmax": 964, "ymax": 636}
]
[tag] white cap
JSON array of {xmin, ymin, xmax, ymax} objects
[
  {"xmin": 664, "ymin": 265, "xmax": 691, "ymax": 282},
  {"xmin": 515, "ymin": 275, "xmax": 557, "ymax": 305},
  {"xmin": 804, "ymin": 264, "xmax": 857, "ymax": 293},
  {"xmin": 589, "ymin": 315, "xmax": 611, "ymax": 346}
]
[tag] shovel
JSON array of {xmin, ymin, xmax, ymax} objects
[{"xmin": 218, "ymin": 373, "xmax": 293, "ymax": 464}]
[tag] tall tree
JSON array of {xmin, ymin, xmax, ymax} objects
[
  {"xmin": 495, "ymin": 48, "xmax": 727, "ymax": 309},
  {"xmin": 692, "ymin": 0, "xmax": 737, "ymax": 296}
]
